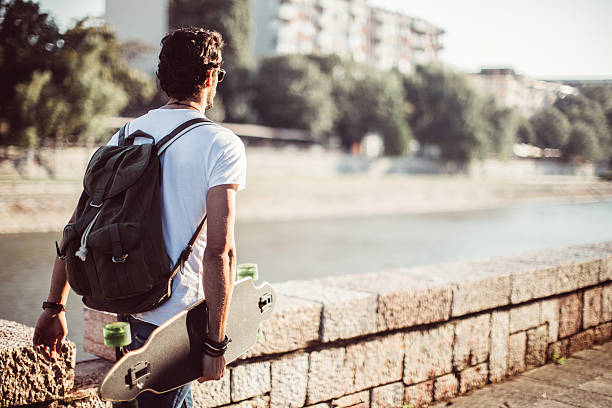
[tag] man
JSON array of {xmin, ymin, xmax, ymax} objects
[{"xmin": 32, "ymin": 27, "xmax": 246, "ymax": 408}]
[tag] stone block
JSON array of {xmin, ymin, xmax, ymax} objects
[
  {"xmin": 547, "ymin": 339, "xmax": 569, "ymax": 363},
  {"xmin": 453, "ymin": 314, "xmax": 490, "ymax": 371},
  {"xmin": 275, "ymin": 281, "xmax": 377, "ymax": 342},
  {"xmin": 192, "ymin": 372, "xmax": 231, "ymax": 408},
  {"xmin": 489, "ymin": 311, "xmax": 509, "ymax": 382},
  {"xmin": 231, "ymin": 361, "xmax": 271, "ymax": 402},
  {"xmin": 83, "ymin": 307, "xmax": 117, "ymax": 361},
  {"xmin": 507, "ymin": 331, "xmax": 526, "ymax": 375},
  {"xmin": 594, "ymin": 323, "xmax": 612, "ymax": 344},
  {"xmin": 510, "ymin": 248, "xmax": 601, "ymax": 302},
  {"xmin": 225, "ymin": 396, "xmax": 270, "ymax": 408},
  {"xmin": 346, "ymin": 333, "xmax": 403, "ymax": 392},
  {"xmin": 0, "ymin": 319, "xmax": 76, "ymax": 407},
  {"xmin": 245, "ymin": 293, "xmax": 321, "ymax": 357},
  {"xmin": 601, "ymin": 284, "xmax": 612, "ymax": 322},
  {"xmin": 433, "ymin": 374, "xmax": 459, "ymax": 402},
  {"xmin": 404, "ymin": 258, "xmax": 515, "ymax": 317},
  {"xmin": 568, "ymin": 329, "xmax": 595, "ymax": 354},
  {"xmin": 305, "ymin": 404, "xmax": 330, "ymax": 408},
  {"xmin": 404, "ymin": 381, "xmax": 433, "ymax": 407},
  {"xmin": 511, "ymin": 265, "xmax": 558, "ymax": 304},
  {"xmin": 459, "ymin": 363, "xmax": 488, "ymax": 394},
  {"xmin": 331, "ymin": 390, "xmax": 369, "ymax": 407},
  {"xmin": 270, "ymin": 353, "xmax": 308, "ymax": 408},
  {"xmin": 371, "ymin": 382, "xmax": 404, "ymax": 408},
  {"xmin": 403, "ymin": 324, "xmax": 454, "ymax": 384},
  {"xmin": 434, "ymin": 259, "xmax": 514, "ymax": 317},
  {"xmin": 509, "ymin": 302, "xmax": 541, "ymax": 333},
  {"xmin": 316, "ymin": 271, "xmax": 452, "ymax": 331},
  {"xmin": 584, "ymin": 287, "xmax": 603, "ymax": 329},
  {"xmin": 526, "ymin": 325, "xmax": 548, "ymax": 368},
  {"xmin": 306, "ymin": 347, "xmax": 351, "ymax": 404},
  {"xmin": 558, "ymin": 293, "xmax": 583, "ymax": 338},
  {"xmin": 541, "ymin": 298, "xmax": 560, "ymax": 342},
  {"xmin": 571, "ymin": 242, "xmax": 612, "ymax": 281}
]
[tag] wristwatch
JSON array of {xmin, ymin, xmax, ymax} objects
[{"xmin": 42, "ymin": 301, "xmax": 66, "ymax": 313}]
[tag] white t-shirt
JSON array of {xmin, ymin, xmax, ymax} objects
[{"xmin": 107, "ymin": 108, "xmax": 246, "ymax": 326}]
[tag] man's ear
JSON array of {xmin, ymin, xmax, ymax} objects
[{"xmin": 204, "ymin": 69, "xmax": 214, "ymax": 87}]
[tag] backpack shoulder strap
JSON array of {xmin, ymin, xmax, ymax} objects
[
  {"xmin": 156, "ymin": 117, "xmax": 212, "ymax": 155},
  {"xmin": 117, "ymin": 123, "xmax": 127, "ymax": 146},
  {"xmin": 170, "ymin": 214, "xmax": 207, "ymax": 277}
]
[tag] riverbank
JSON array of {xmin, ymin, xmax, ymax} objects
[{"xmin": 1, "ymin": 172, "xmax": 612, "ymax": 233}]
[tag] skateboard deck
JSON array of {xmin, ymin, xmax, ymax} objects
[{"xmin": 99, "ymin": 278, "xmax": 276, "ymax": 401}]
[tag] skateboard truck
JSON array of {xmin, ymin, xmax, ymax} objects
[
  {"xmin": 126, "ymin": 361, "xmax": 151, "ymax": 389},
  {"xmin": 258, "ymin": 292, "xmax": 273, "ymax": 313}
]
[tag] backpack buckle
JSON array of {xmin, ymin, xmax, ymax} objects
[
  {"xmin": 90, "ymin": 201, "xmax": 103, "ymax": 208},
  {"xmin": 112, "ymin": 254, "xmax": 129, "ymax": 263}
]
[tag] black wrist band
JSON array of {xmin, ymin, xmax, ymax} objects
[
  {"xmin": 42, "ymin": 301, "xmax": 66, "ymax": 312},
  {"xmin": 202, "ymin": 335, "xmax": 230, "ymax": 357}
]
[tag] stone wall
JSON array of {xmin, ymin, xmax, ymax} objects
[{"xmin": 2, "ymin": 241, "xmax": 612, "ymax": 407}]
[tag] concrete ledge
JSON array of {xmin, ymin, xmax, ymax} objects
[{"xmin": 4, "ymin": 241, "xmax": 612, "ymax": 408}]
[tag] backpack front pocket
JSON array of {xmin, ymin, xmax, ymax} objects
[{"xmin": 87, "ymin": 222, "xmax": 154, "ymax": 299}]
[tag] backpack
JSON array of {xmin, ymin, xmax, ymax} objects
[{"xmin": 57, "ymin": 117, "xmax": 211, "ymax": 314}]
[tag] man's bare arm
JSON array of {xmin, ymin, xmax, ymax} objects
[
  {"xmin": 199, "ymin": 184, "xmax": 238, "ymax": 381},
  {"xmin": 33, "ymin": 211, "xmax": 75, "ymax": 359}
]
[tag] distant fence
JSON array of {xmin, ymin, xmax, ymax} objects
[{"xmin": 2, "ymin": 242, "xmax": 611, "ymax": 407}]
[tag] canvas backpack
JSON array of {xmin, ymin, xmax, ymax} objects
[{"xmin": 57, "ymin": 117, "xmax": 211, "ymax": 314}]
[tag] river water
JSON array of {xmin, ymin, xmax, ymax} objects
[{"xmin": 1, "ymin": 199, "xmax": 611, "ymax": 361}]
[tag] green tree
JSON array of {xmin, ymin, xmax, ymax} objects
[
  {"xmin": 0, "ymin": 0, "xmax": 60, "ymax": 144},
  {"xmin": 480, "ymin": 95, "xmax": 520, "ymax": 159},
  {"xmin": 0, "ymin": 0, "xmax": 154, "ymax": 147},
  {"xmin": 565, "ymin": 121, "xmax": 601, "ymax": 162},
  {"xmin": 309, "ymin": 55, "xmax": 411, "ymax": 155},
  {"xmin": 12, "ymin": 22, "xmax": 132, "ymax": 147},
  {"xmin": 516, "ymin": 117, "xmax": 535, "ymax": 144},
  {"xmin": 404, "ymin": 64, "xmax": 489, "ymax": 164},
  {"xmin": 530, "ymin": 106, "xmax": 571, "ymax": 149},
  {"xmin": 169, "ymin": 0, "xmax": 252, "ymax": 122},
  {"xmin": 252, "ymin": 54, "xmax": 336, "ymax": 139}
]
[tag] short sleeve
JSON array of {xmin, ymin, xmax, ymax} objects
[{"xmin": 208, "ymin": 133, "xmax": 247, "ymax": 191}]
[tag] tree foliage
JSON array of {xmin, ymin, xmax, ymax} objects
[
  {"xmin": 530, "ymin": 106, "xmax": 571, "ymax": 149},
  {"xmin": 252, "ymin": 55, "xmax": 336, "ymax": 139},
  {"xmin": 0, "ymin": 0, "xmax": 154, "ymax": 147},
  {"xmin": 483, "ymin": 101, "xmax": 521, "ymax": 160},
  {"xmin": 565, "ymin": 121, "xmax": 601, "ymax": 162},
  {"xmin": 404, "ymin": 64, "xmax": 489, "ymax": 164},
  {"xmin": 309, "ymin": 55, "xmax": 411, "ymax": 155}
]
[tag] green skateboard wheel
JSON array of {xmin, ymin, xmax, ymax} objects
[
  {"xmin": 237, "ymin": 263, "xmax": 258, "ymax": 280},
  {"xmin": 104, "ymin": 322, "xmax": 132, "ymax": 348}
]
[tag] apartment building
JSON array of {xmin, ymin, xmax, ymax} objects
[
  {"xmin": 104, "ymin": 0, "xmax": 443, "ymax": 74},
  {"xmin": 253, "ymin": 0, "xmax": 444, "ymax": 73},
  {"xmin": 470, "ymin": 68, "xmax": 577, "ymax": 117}
]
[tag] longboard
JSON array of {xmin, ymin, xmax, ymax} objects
[{"xmin": 99, "ymin": 278, "xmax": 276, "ymax": 401}]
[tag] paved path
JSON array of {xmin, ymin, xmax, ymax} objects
[{"xmin": 432, "ymin": 341, "xmax": 612, "ymax": 408}]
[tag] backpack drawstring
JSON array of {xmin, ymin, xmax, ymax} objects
[{"xmin": 76, "ymin": 209, "xmax": 102, "ymax": 261}]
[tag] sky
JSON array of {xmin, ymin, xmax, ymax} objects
[{"xmin": 37, "ymin": 0, "xmax": 612, "ymax": 80}]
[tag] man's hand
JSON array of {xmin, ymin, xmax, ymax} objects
[
  {"xmin": 198, "ymin": 352, "xmax": 226, "ymax": 382},
  {"xmin": 33, "ymin": 309, "xmax": 67, "ymax": 361}
]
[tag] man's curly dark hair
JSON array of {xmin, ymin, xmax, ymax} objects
[{"xmin": 157, "ymin": 27, "xmax": 224, "ymax": 100}]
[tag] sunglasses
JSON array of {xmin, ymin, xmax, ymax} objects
[{"xmin": 217, "ymin": 68, "xmax": 226, "ymax": 82}]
